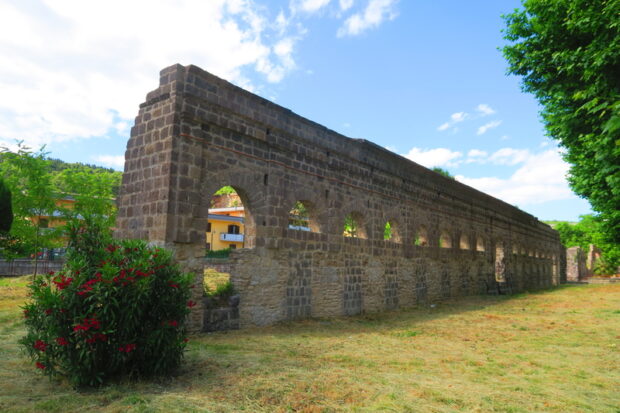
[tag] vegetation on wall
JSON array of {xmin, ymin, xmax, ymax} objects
[
  {"xmin": 502, "ymin": 0, "xmax": 620, "ymax": 245},
  {"xmin": 431, "ymin": 167, "xmax": 455, "ymax": 179}
]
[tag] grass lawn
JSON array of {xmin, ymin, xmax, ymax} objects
[{"xmin": 1, "ymin": 276, "xmax": 618, "ymax": 412}]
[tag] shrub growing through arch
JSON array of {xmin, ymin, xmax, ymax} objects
[{"xmin": 20, "ymin": 218, "xmax": 194, "ymax": 387}]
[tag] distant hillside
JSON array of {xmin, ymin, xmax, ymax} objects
[
  {"xmin": 48, "ymin": 158, "xmax": 118, "ymax": 174},
  {"xmin": 48, "ymin": 158, "xmax": 122, "ymax": 197}
]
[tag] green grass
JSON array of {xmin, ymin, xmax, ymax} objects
[{"xmin": 1, "ymin": 276, "xmax": 619, "ymax": 412}]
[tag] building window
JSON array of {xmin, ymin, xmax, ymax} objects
[
  {"xmin": 207, "ymin": 222, "xmax": 212, "ymax": 232},
  {"xmin": 228, "ymin": 224, "xmax": 240, "ymax": 234},
  {"xmin": 39, "ymin": 218, "xmax": 49, "ymax": 229},
  {"xmin": 230, "ymin": 244, "xmax": 236, "ymax": 250}
]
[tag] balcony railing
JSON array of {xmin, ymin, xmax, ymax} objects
[{"xmin": 220, "ymin": 233, "xmax": 244, "ymax": 242}]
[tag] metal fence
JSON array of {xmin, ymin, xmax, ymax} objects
[{"xmin": 0, "ymin": 259, "xmax": 65, "ymax": 277}]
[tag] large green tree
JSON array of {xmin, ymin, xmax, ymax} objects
[{"xmin": 502, "ymin": 0, "xmax": 620, "ymax": 243}]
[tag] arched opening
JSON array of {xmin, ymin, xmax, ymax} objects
[
  {"xmin": 383, "ymin": 220, "xmax": 401, "ymax": 243},
  {"xmin": 343, "ymin": 212, "xmax": 367, "ymax": 239},
  {"xmin": 288, "ymin": 200, "xmax": 320, "ymax": 232},
  {"xmin": 414, "ymin": 226, "xmax": 429, "ymax": 246},
  {"xmin": 512, "ymin": 244, "xmax": 519, "ymax": 255},
  {"xmin": 459, "ymin": 233, "xmax": 470, "ymax": 250},
  {"xmin": 206, "ymin": 186, "xmax": 250, "ymax": 253},
  {"xmin": 495, "ymin": 242, "xmax": 505, "ymax": 282},
  {"xmin": 476, "ymin": 236, "xmax": 485, "ymax": 252},
  {"xmin": 202, "ymin": 185, "xmax": 254, "ymax": 331},
  {"xmin": 439, "ymin": 230, "xmax": 452, "ymax": 248}
]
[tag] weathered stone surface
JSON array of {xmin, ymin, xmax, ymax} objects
[
  {"xmin": 566, "ymin": 246, "xmax": 587, "ymax": 282},
  {"xmin": 116, "ymin": 64, "xmax": 564, "ymax": 332}
]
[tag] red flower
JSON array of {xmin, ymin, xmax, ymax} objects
[
  {"xmin": 168, "ymin": 320, "xmax": 178, "ymax": 327},
  {"xmin": 187, "ymin": 300, "xmax": 196, "ymax": 308},
  {"xmin": 53, "ymin": 274, "xmax": 73, "ymax": 290},
  {"xmin": 183, "ymin": 338, "xmax": 189, "ymax": 343},
  {"xmin": 106, "ymin": 244, "xmax": 117, "ymax": 253},
  {"xmin": 34, "ymin": 340, "xmax": 48, "ymax": 352},
  {"xmin": 168, "ymin": 282, "xmax": 179, "ymax": 289},
  {"xmin": 73, "ymin": 315, "xmax": 101, "ymax": 332},
  {"xmin": 35, "ymin": 362, "xmax": 46, "ymax": 370},
  {"xmin": 118, "ymin": 343, "xmax": 137, "ymax": 353},
  {"xmin": 45, "ymin": 309, "xmax": 53, "ymax": 315},
  {"xmin": 56, "ymin": 337, "xmax": 68, "ymax": 346}
]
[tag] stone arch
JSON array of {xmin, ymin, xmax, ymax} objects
[
  {"xmin": 495, "ymin": 241, "xmax": 506, "ymax": 282},
  {"xmin": 414, "ymin": 225, "xmax": 429, "ymax": 246},
  {"xmin": 439, "ymin": 229, "xmax": 452, "ymax": 249},
  {"xmin": 282, "ymin": 187, "xmax": 329, "ymax": 233},
  {"xmin": 459, "ymin": 232, "xmax": 471, "ymax": 250},
  {"xmin": 200, "ymin": 171, "xmax": 264, "ymax": 249},
  {"xmin": 286, "ymin": 200, "xmax": 321, "ymax": 232},
  {"xmin": 342, "ymin": 211, "xmax": 368, "ymax": 239},
  {"xmin": 476, "ymin": 236, "xmax": 486, "ymax": 252},
  {"xmin": 381, "ymin": 208, "xmax": 405, "ymax": 243}
]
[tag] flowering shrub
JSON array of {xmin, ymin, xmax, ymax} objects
[{"xmin": 20, "ymin": 219, "xmax": 194, "ymax": 387}]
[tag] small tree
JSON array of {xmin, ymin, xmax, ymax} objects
[
  {"xmin": 20, "ymin": 218, "xmax": 194, "ymax": 387},
  {"xmin": 53, "ymin": 165, "xmax": 121, "ymax": 228},
  {"xmin": 0, "ymin": 143, "xmax": 59, "ymax": 272}
]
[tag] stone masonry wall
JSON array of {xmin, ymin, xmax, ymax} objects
[{"xmin": 116, "ymin": 64, "xmax": 564, "ymax": 332}]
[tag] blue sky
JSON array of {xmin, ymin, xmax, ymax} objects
[{"xmin": 0, "ymin": 0, "xmax": 592, "ymax": 221}]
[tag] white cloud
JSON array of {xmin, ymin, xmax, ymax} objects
[
  {"xmin": 437, "ymin": 111, "xmax": 468, "ymax": 132},
  {"xmin": 401, "ymin": 147, "xmax": 462, "ymax": 168},
  {"xmin": 339, "ymin": 0, "xmax": 355, "ymax": 10},
  {"xmin": 477, "ymin": 120, "xmax": 502, "ymax": 135},
  {"xmin": 337, "ymin": 0, "xmax": 399, "ymax": 37},
  {"xmin": 476, "ymin": 103, "xmax": 495, "ymax": 116},
  {"xmin": 0, "ymin": 0, "xmax": 301, "ymax": 148},
  {"xmin": 488, "ymin": 147, "xmax": 530, "ymax": 165},
  {"xmin": 451, "ymin": 112, "xmax": 467, "ymax": 122},
  {"xmin": 293, "ymin": 0, "xmax": 332, "ymax": 13},
  {"xmin": 456, "ymin": 149, "xmax": 573, "ymax": 206},
  {"xmin": 93, "ymin": 155, "xmax": 125, "ymax": 170},
  {"xmin": 467, "ymin": 149, "xmax": 487, "ymax": 158}
]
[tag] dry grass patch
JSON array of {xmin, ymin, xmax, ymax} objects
[{"xmin": 1, "ymin": 277, "xmax": 619, "ymax": 412}]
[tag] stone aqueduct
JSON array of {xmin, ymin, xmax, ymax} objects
[{"xmin": 116, "ymin": 64, "xmax": 565, "ymax": 332}]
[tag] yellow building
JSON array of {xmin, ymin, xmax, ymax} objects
[
  {"xmin": 30, "ymin": 198, "xmax": 76, "ymax": 229},
  {"xmin": 206, "ymin": 206, "xmax": 245, "ymax": 251}
]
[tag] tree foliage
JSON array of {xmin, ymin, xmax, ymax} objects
[
  {"xmin": 549, "ymin": 214, "xmax": 620, "ymax": 274},
  {"xmin": 502, "ymin": 0, "xmax": 620, "ymax": 243},
  {"xmin": 53, "ymin": 165, "xmax": 120, "ymax": 229},
  {"xmin": 0, "ymin": 178, "xmax": 12, "ymax": 233},
  {"xmin": 0, "ymin": 142, "xmax": 122, "ymax": 262},
  {"xmin": 0, "ymin": 144, "xmax": 60, "ymax": 263}
]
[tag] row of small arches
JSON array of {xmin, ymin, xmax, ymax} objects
[
  {"xmin": 288, "ymin": 200, "xmax": 555, "ymax": 256},
  {"xmin": 209, "ymin": 188, "xmax": 553, "ymax": 257}
]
